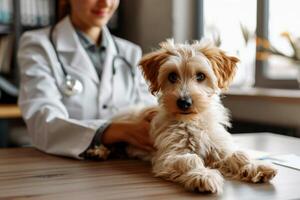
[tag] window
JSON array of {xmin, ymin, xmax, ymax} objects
[
  {"xmin": 266, "ymin": 0, "xmax": 300, "ymax": 80},
  {"xmin": 204, "ymin": 0, "xmax": 256, "ymax": 87},
  {"xmin": 200, "ymin": 0, "xmax": 299, "ymax": 89}
]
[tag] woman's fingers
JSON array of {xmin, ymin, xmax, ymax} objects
[
  {"xmin": 129, "ymin": 137, "xmax": 153, "ymax": 152},
  {"xmin": 124, "ymin": 118, "xmax": 156, "ymax": 152},
  {"xmin": 144, "ymin": 110, "xmax": 158, "ymax": 122},
  {"xmin": 137, "ymin": 134, "xmax": 154, "ymax": 151}
]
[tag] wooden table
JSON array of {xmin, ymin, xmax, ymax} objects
[{"xmin": 0, "ymin": 133, "xmax": 300, "ymax": 200}]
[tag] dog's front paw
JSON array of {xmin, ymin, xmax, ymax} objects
[
  {"xmin": 240, "ymin": 163, "xmax": 277, "ymax": 183},
  {"xmin": 184, "ymin": 168, "xmax": 224, "ymax": 194}
]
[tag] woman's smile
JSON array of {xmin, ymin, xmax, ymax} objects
[{"xmin": 91, "ymin": 9, "xmax": 109, "ymax": 17}]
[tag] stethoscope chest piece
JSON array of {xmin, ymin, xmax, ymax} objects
[{"xmin": 63, "ymin": 75, "xmax": 83, "ymax": 96}]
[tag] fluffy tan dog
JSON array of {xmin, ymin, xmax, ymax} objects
[{"xmin": 91, "ymin": 39, "xmax": 277, "ymax": 194}]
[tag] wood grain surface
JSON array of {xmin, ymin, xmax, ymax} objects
[{"xmin": 0, "ymin": 133, "xmax": 300, "ymax": 200}]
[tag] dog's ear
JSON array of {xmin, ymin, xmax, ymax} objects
[
  {"xmin": 194, "ymin": 42, "xmax": 239, "ymax": 90},
  {"xmin": 139, "ymin": 50, "xmax": 170, "ymax": 95},
  {"xmin": 209, "ymin": 51, "xmax": 239, "ymax": 90}
]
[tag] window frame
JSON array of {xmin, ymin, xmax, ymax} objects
[
  {"xmin": 255, "ymin": 0, "xmax": 298, "ymax": 89},
  {"xmin": 197, "ymin": 0, "xmax": 299, "ymax": 89}
]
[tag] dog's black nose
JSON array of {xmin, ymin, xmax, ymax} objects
[{"xmin": 177, "ymin": 97, "xmax": 192, "ymax": 111}]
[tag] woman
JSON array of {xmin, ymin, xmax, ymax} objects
[{"xmin": 18, "ymin": 0, "xmax": 156, "ymax": 159}]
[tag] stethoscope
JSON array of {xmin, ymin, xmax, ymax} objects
[{"xmin": 49, "ymin": 25, "xmax": 136, "ymax": 105}]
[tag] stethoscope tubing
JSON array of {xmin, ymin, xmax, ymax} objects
[
  {"xmin": 49, "ymin": 25, "xmax": 69, "ymax": 78},
  {"xmin": 48, "ymin": 24, "xmax": 140, "ymax": 111},
  {"xmin": 49, "ymin": 25, "xmax": 135, "ymax": 77}
]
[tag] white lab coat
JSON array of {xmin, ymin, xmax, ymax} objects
[{"xmin": 18, "ymin": 16, "xmax": 156, "ymax": 159}]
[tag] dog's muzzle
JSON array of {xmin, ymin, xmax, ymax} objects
[{"xmin": 177, "ymin": 96, "xmax": 192, "ymax": 111}]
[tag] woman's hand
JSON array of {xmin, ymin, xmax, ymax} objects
[
  {"xmin": 121, "ymin": 119, "xmax": 154, "ymax": 152},
  {"xmin": 101, "ymin": 110, "xmax": 157, "ymax": 152}
]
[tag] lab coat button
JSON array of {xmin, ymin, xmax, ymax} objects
[{"xmin": 102, "ymin": 105, "xmax": 108, "ymax": 109}]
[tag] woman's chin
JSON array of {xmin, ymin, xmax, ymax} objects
[{"xmin": 90, "ymin": 18, "xmax": 110, "ymax": 28}]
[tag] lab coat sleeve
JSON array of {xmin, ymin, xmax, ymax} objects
[{"xmin": 17, "ymin": 32, "xmax": 108, "ymax": 159}]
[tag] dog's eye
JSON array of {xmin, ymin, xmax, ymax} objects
[
  {"xmin": 196, "ymin": 72, "xmax": 206, "ymax": 82},
  {"xmin": 168, "ymin": 72, "xmax": 178, "ymax": 83}
]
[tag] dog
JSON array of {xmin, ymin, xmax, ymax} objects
[{"xmin": 90, "ymin": 39, "xmax": 277, "ymax": 194}]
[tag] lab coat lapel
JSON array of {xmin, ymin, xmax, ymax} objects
[
  {"xmin": 99, "ymin": 27, "xmax": 116, "ymax": 104},
  {"xmin": 54, "ymin": 17, "xmax": 99, "ymax": 84}
]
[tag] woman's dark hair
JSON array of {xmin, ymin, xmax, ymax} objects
[{"xmin": 58, "ymin": 0, "xmax": 71, "ymax": 21}]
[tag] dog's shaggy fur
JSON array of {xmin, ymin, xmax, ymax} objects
[{"xmin": 92, "ymin": 39, "xmax": 277, "ymax": 194}]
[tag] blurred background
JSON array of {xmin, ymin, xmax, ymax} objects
[{"xmin": 1, "ymin": 0, "xmax": 300, "ymax": 148}]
